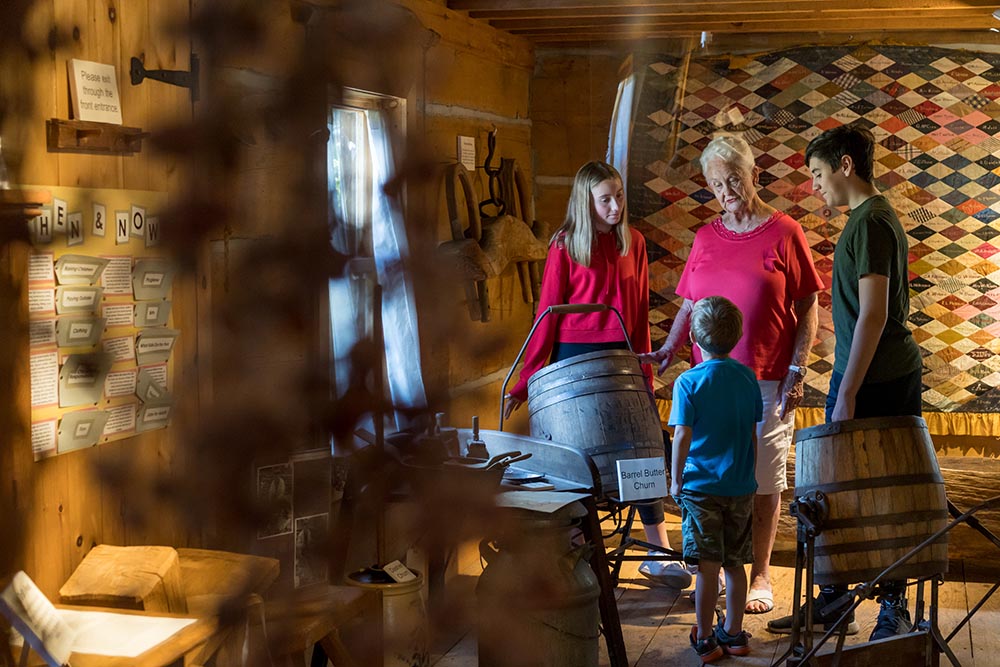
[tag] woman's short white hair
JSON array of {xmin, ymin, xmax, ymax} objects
[{"xmin": 699, "ymin": 134, "xmax": 756, "ymax": 175}]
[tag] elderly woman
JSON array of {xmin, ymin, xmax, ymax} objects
[{"xmin": 640, "ymin": 134, "xmax": 824, "ymax": 614}]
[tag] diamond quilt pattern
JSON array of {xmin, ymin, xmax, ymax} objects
[{"xmin": 628, "ymin": 46, "xmax": 1000, "ymax": 413}]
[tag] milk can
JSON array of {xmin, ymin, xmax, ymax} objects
[{"xmin": 476, "ymin": 501, "xmax": 601, "ymax": 667}]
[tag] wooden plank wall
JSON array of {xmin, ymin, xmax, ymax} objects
[{"xmin": 0, "ymin": 0, "xmax": 192, "ymax": 598}]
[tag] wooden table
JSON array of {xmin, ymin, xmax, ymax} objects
[{"xmin": 11, "ymin": 605, "xmax": 216, "ymax": 667}]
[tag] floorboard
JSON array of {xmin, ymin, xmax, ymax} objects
[{"xmin": 432, "ymin": 517, "xmax": 1000, "ymax": 667}]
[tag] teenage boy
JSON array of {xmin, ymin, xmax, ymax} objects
[
  {"xmin": 670, "ymin": 296, "xmax": 761, "ymax": 663},
  {"xmin": 768, "ymin": 124, "xmax": 922, "ymax": 641}
]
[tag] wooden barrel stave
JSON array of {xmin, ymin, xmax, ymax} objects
[{"xmin": 794, "ymin": 416, "xmax": 948, "ymax": 586}]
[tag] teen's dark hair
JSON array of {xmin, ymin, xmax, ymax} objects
[{"xmin": 805, "ymin": 124, "xmax": 876, "ymax": 184}]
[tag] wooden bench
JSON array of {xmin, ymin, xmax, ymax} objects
[{"xmin": 264, "ymin": 585, "xmax": 382, "ymax": 667}]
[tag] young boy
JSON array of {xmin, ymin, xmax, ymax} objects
[
  {"xmin": 669, "ymin": 296, "xmax": 762, "ymax": 663},
  {"xmin": 768, "ymin": 124, "xmax": 922, "ymax": 640}
]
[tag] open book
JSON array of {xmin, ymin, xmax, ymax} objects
[{"xmin": 0, "ymin": 571, "xmax": 75, "ymax": 667}]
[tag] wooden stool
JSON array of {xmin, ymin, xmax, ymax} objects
[
  {"xmin": 59, "ymin": 545, "xmax": 187, "ymax": 614},
  {"xmin": 176, "ymin": 548, "xmax": 280, "ymax": 667},
  {"xmin": 177, "ymin": 548, "xmax": 280, "ymax": 615},
  {"xmin": 264, "ymin": 586, "xmax": 382, "ymax": 667}
]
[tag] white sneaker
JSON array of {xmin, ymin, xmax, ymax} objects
[{"xmin": 638, "ymin": 554, "xmax": 693, "ymax": 589}]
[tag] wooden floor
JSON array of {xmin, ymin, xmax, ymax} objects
[{"xmin": 430, "ymin": 519, "xmax": 1000, "ymax": 667}]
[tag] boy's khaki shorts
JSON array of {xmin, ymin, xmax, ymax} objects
[{"xmin": 675, "ymin": 489, "xmax": 754, "ymax": 567}]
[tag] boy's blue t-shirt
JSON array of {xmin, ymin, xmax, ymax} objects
[{"xmin": 668, "ymin": 357, "xmax": 762, "ymax": 496}]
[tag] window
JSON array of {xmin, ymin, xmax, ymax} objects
[{"xmin": 327, "ymin": 89, "xmax": 426, "ymax": 435}]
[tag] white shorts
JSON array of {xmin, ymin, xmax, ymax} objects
[{"xmin": 755, "ymin": 379, "xmax": 795, "ymax": 495}]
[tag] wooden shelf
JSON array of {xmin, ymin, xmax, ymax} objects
[
  {"xmin": 46, "ymin": 118, "xmax": 148, "ymax": 155},
  {"xmin": 0, "ymin": 188, "xmax": 51, "ymax": 221}
]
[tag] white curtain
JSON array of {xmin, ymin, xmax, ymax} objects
[
  {"xmin": 328, "ymin": 109, "xmax": 368, "ymax": 396},
  {"xmin": 366, "ymin": 110, "xmax": 428, "ymax": 414},
  {"xmin": 607, "ymin": 73, "xmax": 636, "ymax": 187}
]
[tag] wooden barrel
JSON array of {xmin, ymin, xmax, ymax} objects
[
  {"xmin": 527, "ymin": 350, "xmax": 664, "ymax": 497},
  {"xmin": 794, "ymin": 416, "xmax": 949, "ymax": 586}
]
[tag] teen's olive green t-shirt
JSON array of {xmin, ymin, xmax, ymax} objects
[{"xmin": 831, "ymin": 195, "xmax": 922, "ymax": 382}]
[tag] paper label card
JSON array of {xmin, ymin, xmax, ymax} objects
[
  {"xmin": 31, "ymin": 420, "xmax": 57, "ymax": 459},
  {"xmin": 136, "ymin": 368, "xmax": 170, "ymax": 405},
  {"xmin": 102, "ymin": 303, "xmax": 134, "ymax": 327},
  {"xmin": 383, "ymin": 560, "xmax": 418, "ymax": 583},
  {"xmin": 135, "ymin": 300, "xmax": 170, "ymax": 328},
  {"xmin": 105, "ymin": 369, "xmax": 138, "ymax": 398},
  {"xmin": 146, "ymin": 217, "xmax": 160, "ymax": 247},
  {"xmin": 59, "ymin": 353, "xmax": 113, "ymax": 407},
  {"xmin": 102, "ymin": 402, "xmax": 137, "ymax": 437},
  {"xmin": 55, "ymin": 255, "xmax": 109, "ymax": 286},
  {"xmin": 29, "ymin": 320, "xmax": 57, "ymax": 347},
  {"xmin": 68, "ymin": 59, "xmax": 123, "ymax": 124},
  {"xmin": 31, "ymin": 208, "xmax": 53, "ymax": 245},
  {"xmin": 55, "ymin": 286, "xmax": 103, "ymax": 315},
  {"xmin": 56, "ymin": 316, "xmax": 106, "ymax": 348},
  {"xmin": 457, "ymin": 135, "xmax": 476, "ymax": 172},
  {"xmin": 93, "ymin": 203, "xmax": 106, "ymax": 237},
  {"xmin": 30, "ymin": 351, "xmax": 59, "ymax": 407},
  {"xmin": 136, "ymin": 403, "xmax": 171, "ymax": 432},
  {"xmin": 135, "ymin": 327, "xmax": 179, "ymax": 365},
  {"xmin": 102, "ymin": 335, "xmax": 135, "ymax": 362},
  {"xmin": 115, "ymin": 211, "xmax": 129, "ymax": 245},
  {"xmin": 28, "ymin": 254, "xmax": 54, "ymax": 284},
  {"xmin": 140, "ymin": 363, "xmax": 168, "ymax": 388},
  {"xmin": 132, "ymin": 259, "xmax": 174, "ymax": 300},
  {"xmin": 100, "ymin": 256, "xmax": 133, "ymax": 295},
  {"xmin": 130, "ymin": 205, "xmax": 145, "ymax": 238},
  {"xmin": 28, "ymin": 289, "xmax": 55, "ymax": 315},
  {"xmin": 53, "ymin": 198, "xmax": 67, "ymax": 234},
  {"xmin": 58, "ymin": 410, "xmax": 109, "ymax": 453},
  {"xmin": 616, "ymin": 457, "xmax": 668, "ymax": 502},
  {"xmin": 67, "ymin": 212, "xmax": 84, "ymax": 246}
]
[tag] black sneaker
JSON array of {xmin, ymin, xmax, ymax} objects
[
  {"xmin": 766, "ymin": 591, "xmax": 859, "ymax": 635},
  {"xmin": 869, "ymin": 597, "xmax": 913, "ymax": 641},
  {"xmin": 689, "ymin": 626, "xmax": 724, "ymax": 664},
  {"xmin": 715, "ymin": 623, "xmax": 751, "ymax": 656}
]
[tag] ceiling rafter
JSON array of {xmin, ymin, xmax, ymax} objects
[{"xmin": 447, "ymin": 0, "xmax": 1000, "ymax": 41}]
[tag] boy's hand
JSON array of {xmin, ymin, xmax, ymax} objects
[
  {"xmin": 669, "ymin": 479, "xmax": 681, "ymax": 497},
  {"xmin": 831, "ymin": 392, "xmax": 855, "ymax": 422}
]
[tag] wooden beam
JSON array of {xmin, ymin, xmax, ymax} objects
[
  {"xmin": 506, "ymin": 17, "xmax": 996, "ymax": 38},
  {"xmin": 456, "ymin": 0, "xmax": 1000, "ymax": 20},
  {"xmin": 490, "ymin": 8, "xmax": 992, "ymax": 32},
  {"xmin": 396, "ymin": 0, "xmax": 535, "ymax": 69},
  {"xmin": 450, "ymin": 0, "xmax": 1000, "ymax": 13},
  {"xmin": 530, "ymin": 29, "xmax": 1000, "ymax": 50}
]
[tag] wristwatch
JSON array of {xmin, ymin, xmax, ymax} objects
[{"xmin": 788, "ymin": 364, "xmax": 807, "ymax": 377}]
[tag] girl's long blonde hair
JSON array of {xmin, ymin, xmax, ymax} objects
[{"xmin": 552, "ymin": 161, "xmax": 630, "ymax": 267}]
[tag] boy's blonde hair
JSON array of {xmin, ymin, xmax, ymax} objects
[
  {"xmin": 553, "ymin": 161, "xmax": 630, "ymax": 267},
  {"xmin": 691, "ymin": 296, "xmax": 743, "ymax": 356}
]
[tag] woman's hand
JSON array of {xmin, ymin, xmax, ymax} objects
[
  {"xmin": 503, "ymin": 394, "xmax": 524, "ymax": 420},
  {"xmin": 637, "ymin": 346, "xmax": 675, "ymax": 376},
  {"xmin": 778, "ymin": 369, "xmax": 805, "ymax": 419}
]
